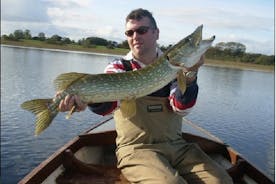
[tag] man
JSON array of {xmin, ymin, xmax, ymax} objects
[{"xmin": 58, "ymin": 8, "xmax": 233, "ymax": 184}]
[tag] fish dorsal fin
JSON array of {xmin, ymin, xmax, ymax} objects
[{"xmin": 54, "ymin": 72, "xmax": 87, "ymax": 91}]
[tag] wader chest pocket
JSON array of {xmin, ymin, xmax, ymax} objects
[{"xmin": 147, "ymin": 104, "xmax": 163, "ymax": 112}]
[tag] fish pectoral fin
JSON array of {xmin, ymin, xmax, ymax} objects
[
  {"xmin": 177, "ymin": 70, "xmax": 187, "ymax": 95},
  {"xmin": 120, "ymin": 99, "xmax": 136, "ymax": 119}
]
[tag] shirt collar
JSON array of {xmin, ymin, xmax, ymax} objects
[{"xmin": 123, "ymin": 48, "xmax": 163, "ymax": 68}]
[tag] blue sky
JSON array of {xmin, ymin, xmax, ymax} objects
[{"xmin": 1, "ymin": 0, "xmax": 274, "ymax": 55}]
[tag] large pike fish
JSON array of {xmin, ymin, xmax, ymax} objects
[{"xmin": 21, "ymin": 25, "xmax": 215, "ymax": 135}]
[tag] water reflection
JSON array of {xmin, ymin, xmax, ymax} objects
[{"xmin": 199, "ymin": 66, "xmax": 245, "ymax": 96}]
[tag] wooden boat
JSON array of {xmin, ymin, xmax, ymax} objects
[{"xmin": 18, "ymin": 117, "xmax": 274, "ymax": 184}]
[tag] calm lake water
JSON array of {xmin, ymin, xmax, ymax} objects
[{"xmin": 1, "ymin": 46, "xmax": 274, "ymax": 183}]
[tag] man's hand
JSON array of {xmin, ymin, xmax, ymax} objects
[{"xmin": 55, "ymin": 92, "xmax": 87, "ymax": 112}]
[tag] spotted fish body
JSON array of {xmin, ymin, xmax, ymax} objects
[
  {"xmin": 21, "ymin": 25, "xmax": 215, "ymax": 135},
  {"xmin": 58, "ymin": 57, "xmax": 175, "ymax": 104}
]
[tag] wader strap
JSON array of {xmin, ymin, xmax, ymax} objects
[{"xmin": 121, "ymin": 59, "xmax": 133, "ymax": 71}]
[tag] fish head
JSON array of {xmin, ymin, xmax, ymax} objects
[{"xmin": 166, "ymin": 25, "xmax": 215, "ymax": 69}]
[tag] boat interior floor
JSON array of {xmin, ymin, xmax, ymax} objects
[
  {"xmin": 56, "ymin": 145, "xmax": 129, "ymax": 184},
  {"xmin": 55, "ymin": 144, "xmax": 250, "ymax": 184}
]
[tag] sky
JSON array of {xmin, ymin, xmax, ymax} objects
[{"xmin": 1, "ymin": 0, "xmax": 275, "ymax": 55}]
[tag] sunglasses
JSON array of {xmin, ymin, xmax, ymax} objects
[{"xmin": 125, "ymin": 26, "xmax": 151, "ymax": 37}]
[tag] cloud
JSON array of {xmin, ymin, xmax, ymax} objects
[
  {"xmin": 156, "ymin": 6, "xmax": 274, "ymax": 55},
  {"xmin": 43, "ymin": 0, "xmax": 100, "ymax": 38},
  {"xmin": 42, "ymin": 0, "xmax": 125, "ymax": 41},
  {"xmin": 46, "ymin": 7, "xmax": 97, "ymax": 30},
  {"xmin": 158, "ymin": 7, "xmax": 273, "ymax": 32},
  {"xmin": 1, "ymin": 0, "xmax": 52, "ymax": 36},
  {"xmin": 1, "ymin": 0, "xmax": 274, "ymax": 55},
  {"xmin": 224, "ymin": 36, "xmax": 274, "ymax": 55},
  {"xmin": 1, "ymin": 0, "xmax": 49, "ymax": 22},
  {"xmin": 43, "ymin": 0, "xmax": 90, "ymax": 8}
]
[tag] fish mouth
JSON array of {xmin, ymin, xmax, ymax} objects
[{"xmin": 166, "ymin": 25, "xmax": 215, "ymax": 69}]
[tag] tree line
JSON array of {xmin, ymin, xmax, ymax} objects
[
  {"xmin": 161, "ymin": 41, "xmax": 274, "ymax": 66},
  {"xmin": 1, "ymin": 29, "xmax": 130, "ymax": 49},
  {"xmin": 1, "ymin": 29, "xmax": 274, "ymax": 66},
  {"xmin": 205, "ymin": 42, "xmax": 274, "ymax": 65}
]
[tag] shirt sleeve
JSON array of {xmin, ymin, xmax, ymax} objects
[
  {"xmin": 168, "ymin": 78, "xmax": 198, "ymax": 116},
  {"xmin": 88, "ymin": 101, "xmax": 118, "ymax": 116}
]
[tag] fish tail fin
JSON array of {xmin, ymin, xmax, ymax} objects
[{"xmin": 21, "ymin": 99, "xmax": 58, "ymax": 136}]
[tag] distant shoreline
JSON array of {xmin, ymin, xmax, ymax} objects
[
  {"xmin": 1, "ymin": 44, "xmax": 123, "ymax": 57},
  {"xmin": 204, "ymin": 59, "xmax": 274, "ymax": 73},
  {"xmin": 1, "ymin": 41, "xmax": 274, "ymax": 73}
]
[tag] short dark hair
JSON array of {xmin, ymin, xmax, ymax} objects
[{"xmin": 126, "ymin": 8, "xmax": 158, "ymax": 29}]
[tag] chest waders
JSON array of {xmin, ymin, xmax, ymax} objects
[
  {"xmin": 115, "ymin": 95, "xmax": 183, "ymax": 152},
  {"xmin": 114, "ymin": 60, "xmax": 233, "ymax": 184}
]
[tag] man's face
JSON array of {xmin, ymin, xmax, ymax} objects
[{"xmin": 125, "ymin": 17, "xmax": 159, "ymax": 58}]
